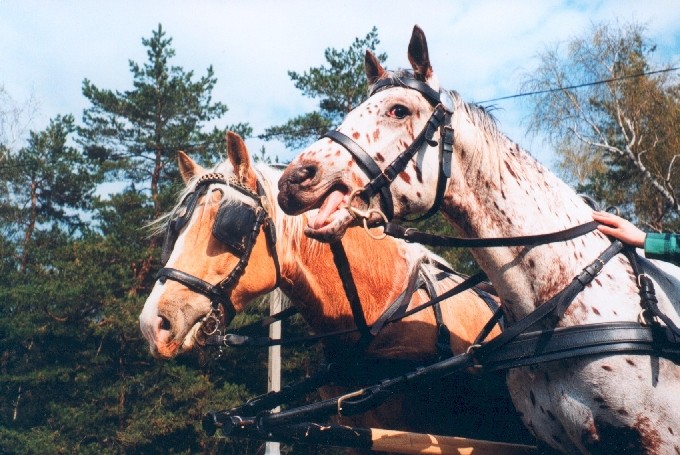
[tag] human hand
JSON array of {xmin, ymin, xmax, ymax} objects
[{"xmin": 592, "ymin": 211, "xmax": 646, "ymax": 248}]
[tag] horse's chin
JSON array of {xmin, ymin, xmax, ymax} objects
[
  {"xmin": 151, "ymin": 323, "xmax": 202, "ymax": 359},
  {"xmin": 178, "ymin": 323, "xmax": 202, "ymax": 353},
  {"xmin": 304, "ymin": 208, "xmax": 355, "ymax": 243}
]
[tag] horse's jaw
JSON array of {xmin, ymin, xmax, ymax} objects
[{"xmin": 303, "ymin": 207, "xmax": 354, "ymax": 242}]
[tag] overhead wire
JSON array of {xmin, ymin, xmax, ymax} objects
[
  {"xmin": 476, "ymin": 66, "xmax": 680, "ymax": 104},
  {"xmin": 1, "ymin": 65, "xmax": 678, "ymax": 165}
]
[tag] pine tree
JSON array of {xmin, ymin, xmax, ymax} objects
[
  {"xmin": 262, "ymin": 27, "xmax": 387, "ymax": 150},
  {"xmin": 79, "ymin": 23, "xmax": 251, "ymax": 294}
]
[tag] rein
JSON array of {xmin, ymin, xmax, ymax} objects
[
  {"xmin": 206, "ymin": 258, "xmax": 491, "ymax": 355},
  {"xmin": 206, "ymin": 239, "xmax": 680, "ymax": 435},
  {"xmin": 384, "ymin": 220, "xmax": 600, "ymax": 248},
  {"xmin": 156, "ymin": 172, "xmax": 280, "ymax": 339}
]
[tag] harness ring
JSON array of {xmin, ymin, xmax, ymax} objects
[
  {"xmin": 466, "ymin": 343, "xmax": 482, "ymax": 355},
  {"xmin": 337, "ymin": 388, "xmax": 367, "ymax": 416},
  {"xmin": 201, "ymin": 310, "xmax": 222, "ymax": 336}
]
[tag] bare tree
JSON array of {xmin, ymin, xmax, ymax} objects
[
  {"xmin": 0, "ymin": 85, "xmax": 39, "ymax": 158},
  {"xmin": 522, "ymin": 21, "xmax": 680, "ymax": 230}
]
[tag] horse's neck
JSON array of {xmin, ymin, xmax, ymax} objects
[
  {"xmin": 277, "ymin": 213, "xmax": 414, "ymax": 333},
  {"xmin": 445, "ymin": 128, "xmax": 634, "ymax": 323}
]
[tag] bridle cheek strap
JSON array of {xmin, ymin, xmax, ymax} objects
[
  {"xmin": 322, "ymin": 97, "xmax": 453, "ymax": 223},
  {"xmin": 323, "ymin": 130, "xmax": 394, "ymax": 220}
]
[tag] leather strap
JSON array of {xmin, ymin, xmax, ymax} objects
[
  {"xmin": 370, "ymin": 77, "xmax": 441, "ymax": 105},
  {"xmin": 472, "ymin": 240, "xmax": 624, "ymax": 357},
  {"xmin": 323, "ymin": 130, "xmax": 394, "ymax": 220},
  {"xmin": 330, "ymin": 241, "xmax": 372, "ymax": 347},
  {"xmin": 158, "ymin": 267, "xmax": 237, "ymax": 322},
  {"xmin": 480, "ymin": 322, "xmax": 680, "ymax": 371},
  {"xmin": 623, "ymin": 247, "xmax": 680, "ymax": 342},
  {"xmin": 385, "ymin": 220, "xmax": 600, "ymax": 248}
]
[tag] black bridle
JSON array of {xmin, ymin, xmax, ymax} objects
[
  {"xmin": 322, "ymin": 75, "xmax": 456, "ymax": 222},
  {"xmin": 156, "ymin": 172, "xmax": 280, "ymax": 338}
]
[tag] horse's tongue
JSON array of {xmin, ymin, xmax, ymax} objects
[{"xmin": 312, "ymin": 190, "xmax": 345, "ymax": 230}]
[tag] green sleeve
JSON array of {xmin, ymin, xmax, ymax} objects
[{"xmin": 644, "ymin": 232, "xmax": 680, "ymax": 266}]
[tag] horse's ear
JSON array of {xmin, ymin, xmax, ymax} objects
[
  {"xmin": 226, "ymin": 131, "xmax": 257, "ymax": 190},
  {"xmin": 365, "ymin": 50, "xmax": 386, "ymax": 85},
  {"xmin": 407, "ymin": 25, "xmax": 432, "ymax": 81},
  {"xmin": 178, "ymin": 151, "xmax": 205, "ymax": 184}
]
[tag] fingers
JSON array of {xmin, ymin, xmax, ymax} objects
[{"xmin": 592, "ymin": 210, "xmax": 620, "ymax": 228}]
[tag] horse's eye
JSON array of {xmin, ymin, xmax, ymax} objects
[{"xmin": 387, "ymin": 104, "xmax": 410, "ymax": 119}]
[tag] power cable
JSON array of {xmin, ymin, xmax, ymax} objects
[{"xmin": 477, "ymin": 66, "xmax": 680, "ymax": 104}]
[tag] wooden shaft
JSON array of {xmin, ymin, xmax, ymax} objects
[{"xmin": 369, "ymin": 428, "xmax": 538, "ymax": 455}]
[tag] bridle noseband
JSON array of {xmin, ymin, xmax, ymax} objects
[
  {"xmin": 322, "ymin": 76, "xmax": 456, "ymax": 223},
  {"xmin": 156, "ymin": 172, "xmax": 280, "ymax": 337}
]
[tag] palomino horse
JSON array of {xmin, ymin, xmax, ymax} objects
[
  {"xmin": 139, "ymin": 132, "xmax": 534, "ymax": 445},
  {"xmin": 278, "ymin": 25, "xmax": 680, "ymax": 454}
]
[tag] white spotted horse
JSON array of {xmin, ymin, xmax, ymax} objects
[
  {"xmin": 139, "ymin": 132, "xmax": 536, "ymax": 447},
  {"xmin": 278, "ymin": 25, "xmax": 680, "ymax": 454}
]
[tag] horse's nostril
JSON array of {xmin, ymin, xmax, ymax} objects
[
  {"xmin": 290, "ymin": 165, "xmax": 316, "ymax": 185},
  {"xmin": 159, "ymin": 316, "xmax": 172, "ymax": 332}
]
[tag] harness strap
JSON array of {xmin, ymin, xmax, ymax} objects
[
  {"xmin": 218, "ymin": 363, "xmax": 340, "ymax": 419},
  {"xmin": 423, "ymin": 272, "xmax": 454, "ymax": 359},
  {"xmin": 208, "ymin": 270, "xmax": 490, "ymax": 350},
  {"xmin": 368, "ymin": 260, "xmax": 455, "ymax": 358},
  {"xmin": 473, "ymin": 240, "xmax": 624, "ymax": 356},
  {"xmin": 480, "ymin": 322, "xmax": 680, "ymax": 371},
  {"xmin": 384, "ymin": 220, "xmax": 600, "ymax": 248},
  {"xmin": 370, "ymin": 258, "xmax": 425, "ymax": 336},
  {"xmin": 213, "ymin": 208, "xmax": 267, "ymax": 296},
  {"xmin": 472, "ymin": 308, "xmax": 505, "ymax": 347},
  {"xmin": 399, "ymin": 121, "xmax": 451, "ymax": 223},
  {"xmin": 329, "ymin": 241, "xmax": 372, "ymax": 348},
  {"xmin": 370, "ymin": 77, "xmax": 442, "ymax": 104},
  {"xmin": 230, "ymin": 306, "xmax": 299, "ymax": 336},
  {"xmin": 362, "ymin": 105, "xmax": 448, "ymax": 203},
  {"xmin": 254, "ymin": 173, "xmax": 282, "ymax": 289},
  {"xmin": 623, "ymin": 247, "xmax": 680, "ymax": 342}
]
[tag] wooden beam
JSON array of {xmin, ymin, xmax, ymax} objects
[{"xmin": 369, "ymin": 428, "xmax": 538, "ymax": 454}]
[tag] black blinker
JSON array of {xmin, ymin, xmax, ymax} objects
[{"xmin": 212, "ymin": 203, "xmax": 259, "ymax": 255}]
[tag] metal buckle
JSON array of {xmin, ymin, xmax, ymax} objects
[
  {"xmin": 637, "ymin": 273, "xmax": 651, "ymax": 288},
  {"xmin": 638, "ymin": 309, "xmax": 656, "ymax": 326}
]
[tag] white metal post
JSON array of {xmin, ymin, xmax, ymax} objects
[{"xmin": 264, "ymin": 291, "xmax": 282, "ymax": 455}]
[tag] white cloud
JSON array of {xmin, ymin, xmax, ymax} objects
[{"xmin": 1, "ymin": 0, "xmax": 678, "ymax": 166}]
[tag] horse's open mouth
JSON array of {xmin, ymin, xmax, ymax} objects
[
  {"xmin": 308, "ymin": 186, "xmax": 351, "ymax": 229},
  {"xmin": 299, "ymin": 185, "xmax": 357, "ymax": 242}
]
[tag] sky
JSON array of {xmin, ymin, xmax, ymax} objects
[{"xmin": 2, "ymin": 0, "xmax": 680, "ymax": 169}]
